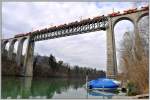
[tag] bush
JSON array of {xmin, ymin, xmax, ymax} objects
[{"xmin": 126, "ymin": 81, "xmax": 139, "ymax": 96}]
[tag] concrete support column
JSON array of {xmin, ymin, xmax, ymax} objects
[
  {"xmin": 106, "ymin": 18, "xmax": 117, "ymax": 79},
  {"xmin": 8, "ymin": 40, "xmax": 15, "ymax": 60},
  {"xmin": 16, "ymin": 39, "xmax": 24, "ymax": 66},
  {"xmin": 22, "ymin": 36, "xmax": 35, "ymax": 77}
]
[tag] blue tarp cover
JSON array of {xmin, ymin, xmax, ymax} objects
[{"xmin": 88, "ymin": 78, "xmax": 119, "ymax": 89}]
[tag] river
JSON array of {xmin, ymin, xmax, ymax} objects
[{"xmin": 2, "ymin": 76, "xmax": 126, "ymax": 99}]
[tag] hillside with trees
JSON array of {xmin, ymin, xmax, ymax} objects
[{"xmin": 2, "ymin": 51, "xmax": 106, "ymax": 79}]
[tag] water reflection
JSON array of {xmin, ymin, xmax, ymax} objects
[
  {"xmin": 2, "ymin": 77, "xmax": 124, "ymax": 99},
  {"xmin": 88, "ymin": 90, "xmax": 115, "ymax": 99},
  {"xmin": 2, "ymin": 76, "xmax": 85, "ymax": 99}
]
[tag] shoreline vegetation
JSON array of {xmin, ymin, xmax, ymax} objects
[{"xmin": 2, "ymin": 52, "xmax": 106, "ymax": 80}]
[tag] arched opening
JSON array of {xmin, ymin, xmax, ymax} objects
[
  {"xmin": 5, "ymin": 42, "xmax": 10, "ymax": 51},
  {"xmin": 138, "ymin": 15, "xmax": 149, "ymax": 56},
  {"xmin": 113, "ymin": 17, "xmax": 134, "ymax": 30},
  {"xmin": 13, "ymin": 41, "xmax": 19, "ymax": 54},
  {"xmin": 3, "ymin": 41, "xmax": 9, "ymax": 56},
  {"xmin": 137, "ymin": 12, "xmax": 149, "ymax": 23},
  {"xmin": 114, "ymin": 19, "xmax": 134, "ymax": 73},
  {"xmin": 22, "ymin": 39, "xmax": 28, "ymax": 56}
]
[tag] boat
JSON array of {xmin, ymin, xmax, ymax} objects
[{"xmin": 87, "ymin": 78, "xmax": 121, "ymax": 91}]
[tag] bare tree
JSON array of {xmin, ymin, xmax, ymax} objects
[{"xmin": 119, "ymin": 16, "xmax": 149, "ymax": 94}]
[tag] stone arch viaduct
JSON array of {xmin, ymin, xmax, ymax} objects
[{"xmin": 2, "ymin": 6, "xmax": 149, "ymax": 78}]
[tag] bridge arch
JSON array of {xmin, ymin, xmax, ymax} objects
[
  {"xmin": 137, "ymin": 12, "xmax": 149, "ymax": 23},
  {"xmin": 113, "ymin": 17, "xmax": 135, "ymax": 30},
  {"xmin": 107, "ymin": 16, "xmax": 136, "ymax": 78},
  {"xmin": 109, "ymin": 11, "xmax": 149, "ymax": 78},
  {"xmin": 114, "ymin": 19, "xmax": 134, "ymax": 72},
  {"xmin": 9, "ymin": 39, "xmax": 18, "ymax": 51}
]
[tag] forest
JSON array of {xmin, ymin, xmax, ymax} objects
[{"xmin": 2, "ymin": 51, "xmax": 106, "ymax": 79}]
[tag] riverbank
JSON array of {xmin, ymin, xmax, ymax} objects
[{"xmin": 112, "ymin": 94, "xmax": 149, "ymax": 99}]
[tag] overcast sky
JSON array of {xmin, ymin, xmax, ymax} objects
[{"xmin": 2, "ymin": 2, "xmax": 148, "ymax": 71}]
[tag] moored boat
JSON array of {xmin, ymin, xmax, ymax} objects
[{"xmin": 87, "ymin": 78, "xmax": 121, "ymax": 91}]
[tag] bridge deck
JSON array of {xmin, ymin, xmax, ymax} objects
[{"xmin": 31, "ymin": 16, "xmax": 108, "ymax": 42}]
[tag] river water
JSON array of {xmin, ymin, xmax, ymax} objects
[{"xmin": 2, "ymin": 76, "xmax": 125, "ymax": 99}]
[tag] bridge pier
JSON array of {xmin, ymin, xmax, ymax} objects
[
  {"xmin": 22, "ymin": 37, "xmax": 34, "ymax": 77},
  {"xmin": 16, "ymin": 39, "xmax": 23, "ymax": 66},
  {"xmin": 106, "ymin": 18, "xmax": 117, "ymax": 79},
  {"xmin": 16, "ymin": 38, "xmax": 26, "ymax": 66}
]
